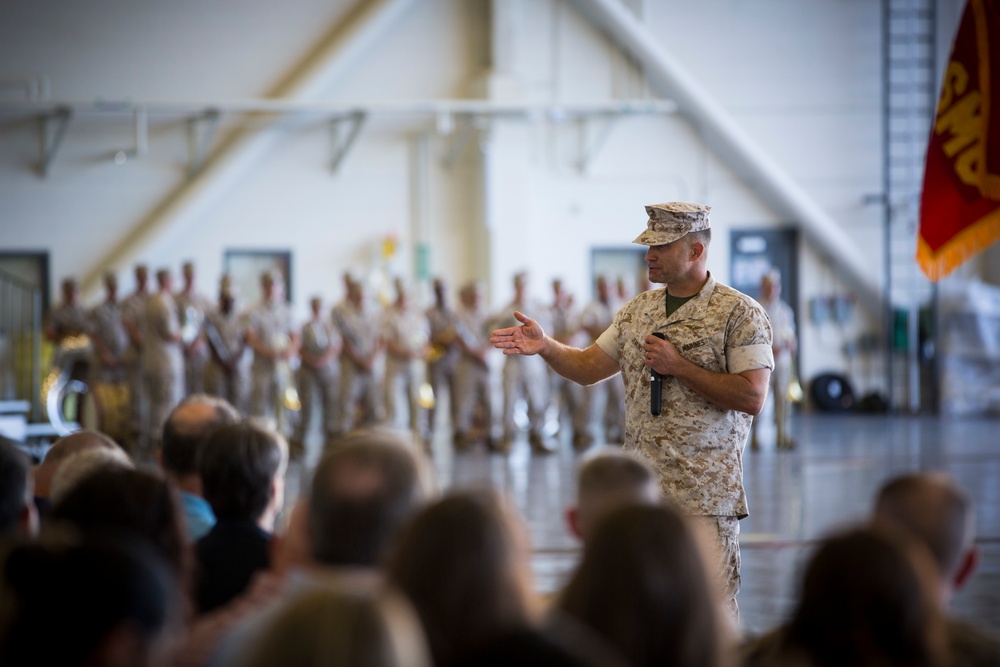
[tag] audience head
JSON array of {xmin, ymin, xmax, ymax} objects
[
  {"xmin": 568, "ymin": 448, "xmax": 660, "ymax": 542},
  {"xmin": 557, "ymin": 503, "xmax": 727, "ymax": 667},
  {"xmin": 0, "ymin": 532, "xmax": 179, "ymax": 667},
  {"xmin": 232, "ymin": 584, "xmax": 429, "ymax": 667},
  {"xmin": 49, "ymin": 445, "xmax": 133, "ymax": 506},
  {"xmin": 49, "ymin": 466, "xmax": 190, "ymax": 584},
  {"xmin": 160, "ymin": 394, "xmax": 240, "ymax": 486},
  {"xmin": 784, "ymin": 524, "xmax": 946, "ymax": 667},
  {"xmin": 198, "ymin": 422, "xmax": 288, "ymax": 530},
  {"xmin": 386, "ymin": 489, "xmax": 536, "ymax": 667},
  {"xmin": 0, "ymin": 439, "xmax": 36, "ymax": 538},
  {"xmin": 873, "ymin": 472, "xmax": 977, "ymax": 603},
  {"xmin": 308, "ymin": 428, "xmax": 432, "ymax": 568},
  {"xmin": 35, "ymin": 429, "xmax": 122, "ymax": 502}
]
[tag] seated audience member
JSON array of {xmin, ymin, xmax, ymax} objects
[
  {"xmin": 385, "ymin": 490, "xmax": 538, "ymax": 667},
  {"xmin": 0, "ymin": 439, "xmax": 38, "ymax": 538},
  {"xmin": 566, "ymin": 447, "xmax": 660, "ymax": 543},
  {"xmin": 309, "ymin": 427, "xmax": 434, "ymax": 572},
  {"xmin": 175, "ymin": 427, "xmax": 432, "ymax": 667},
  {"xmin": 873, "ymin": 473, "xmax": 1000, "ymax": 666},
  {"xmin": 556, "ymin": 504, "xmax": 731, "ymax": 667},
  {"xmin": 48, "ymin": 466, "xmax": 193, "ymax": 604},
  {"xmin": 48, "ymin": 445, "xmax": 134, "ymax": 505},
  {"xmin": 160, "ymin": 394, "xmax": 241, "ymax": 541},
  {"xmin": 195, "ymin": 421, "xmax": 288, "ymax": 613},
  {"xmin": 0, "ymin": 532, "xmax": 180, "ymax": 667},
  {"xmin": 229, "ymin": 584, "xmax": 430, "ymax": 667},
  {"xmin": 32, "ymin": 429, "xmax": 122, "ymax": 516},
  {"xmin": 741, "ymin": 525, "xmax": 948, "ymax": 667}
]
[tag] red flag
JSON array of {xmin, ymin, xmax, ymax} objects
[{"xmin": 917, "ymin": 0, "xmax": 1000, "ymax": 281}]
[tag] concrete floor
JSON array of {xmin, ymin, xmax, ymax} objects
[{"xmin": 425, "ymin": 412, "xmax": 1000, "ymax": 636}]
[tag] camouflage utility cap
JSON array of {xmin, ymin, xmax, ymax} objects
[{"xmin": 632, "ymin": 202, "xmax": 711, "ymax": 246}]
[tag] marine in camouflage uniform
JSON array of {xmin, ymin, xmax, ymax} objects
[
  {"xmin": 292, "ymin": 296, "xmax": 341, "ymax": 452},
  {"xmin": 751, "ymin": 269, "xmax": 797, "ymax": 451},
  {"xmin": 425, "ymin": 277, "xmax": 460, "ymax": 437},
  {"xmin": 175, "ymin": 261, "xmax": 212, "ymax": 396},
  {"xmin": 121, "ymin": 264, "xmax": 152, "ymax": 451},
  {"xmin": 45, "ymin": 277, "xmax": 91, "ymax": 375},
  {"xmin": 333, "ymin": 279, "xmax": 384, "ymax": 433},
  {"xmin": 141, "ymin": 270, "xmax": 185, "ymax": 451},
  {"xmin": 381, "ymin": 281, "xmax": 429, "ymax": 438},
  {"xmin": 492, "ymin": 271, "xmax": 554, "ymax": 455},
  {"xmin": 453, "ymin": 282, "xmax": 495, "ymax": 449},
  {"xmin": 204, "ymin": 277, "xmax": 249, "ymax": 413},
  {"xmin": 548, "ymin": 279, "xmax": 591, "ymax": 450},
  {"xmin": 580, "ymin": 275, "xmax": 626, "ymax": 444},
  {"xmin": 89, "ymin": 272, "xmax": 129, "ymax": 384},
  {"xmin": 246, "ymin": 271, "xmax": 299, "ymax": 433},
  {"xmin": 491, "ymin": 202, "xmax": 773, "ymax": 621}
]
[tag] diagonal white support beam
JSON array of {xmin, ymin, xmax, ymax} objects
[
  {"xmin": 568, "ymin": 0, "xmax": 883, "ymax": 313},
  {"xmin": 81, "ymin": 0, "xmax": 421, "ymax": 295}
]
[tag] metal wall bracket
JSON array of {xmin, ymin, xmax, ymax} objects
[
  {"xmin": 329, "ymin": 111, "xmax": 366, "ymax": 174},
  {"xmin": 187, "ymin": 109, "xmax": 221, "ymax": 176},
  {"xmin": 36, "ymin": 106, "xmax": 72, "ymax": 177}
]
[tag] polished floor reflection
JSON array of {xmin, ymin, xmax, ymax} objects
[{"xmin": 430, "ymin": 413, "xmax": 1000, "ymax": 635}]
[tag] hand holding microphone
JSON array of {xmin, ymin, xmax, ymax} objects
[{"xmin": 649, "ymin": 332, "xmax": 665, "ymax": 415}]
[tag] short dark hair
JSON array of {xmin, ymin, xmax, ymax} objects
[
  {"xmin": 161, "ymin": 395, "xmax": 240, "ymax": 476},
  {"xmin": 874, "ymin": 472, "xmax": 973, "ymax": 577},
  {"xmin": 199, "ymin": 422, "xmax": 287, "ymax": 521},
  {"xmin": 0, "ymin": 533, "xmax": 176, "ymax": 666},
  {"xmin": 309, "ymin": 430, "xmax": 430, "ymax": 567},
  {"xmin": 50, "ymin": 466, "xmax": 189, "ymax": 579},
  {"xmin": 0, "ymin": 439, "xmax": 30, "ymax": 535}
]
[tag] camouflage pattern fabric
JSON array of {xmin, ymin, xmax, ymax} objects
[{"xmin": 595, "ymin": 273, "xmax": 773, "ymax": 518}]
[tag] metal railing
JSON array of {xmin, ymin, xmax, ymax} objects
[{"xmin": 0, "ymin": 269, "xmax": 43, "ymax": 420}]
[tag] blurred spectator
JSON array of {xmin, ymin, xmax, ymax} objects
[
  {"xmin": 48, "ymin": 446, "xmax": 133, "ymax": 505},
  {"xmin": 566, "ymin": 447, "xmax": 660, "ymax": 543},
  {"xmin": 741, "ymin": 525, "xmax": 948, "ymax": 667},
  {"xmin": 0, "ymin": 532, "xmax": 180, "ymax": 667},
  {"xmin": 386, "ymin": 490, "xmax": 537, "ymax": 667},
  {"xmin": 0, "ymin": 439, "xmax": 37, "ymax": 538},
  {"xmin": 32, "ymin": 429, "xmax": 122, "ymax": 517},
  {"xmin": 160, "ymin": 395, "xmax": 240, "ymax": 541},
  {"xmin": 229, "ymin": 584, "xmax": 430, "ymax": 667},
  {"xmin": 874, "ymin": 473, "xmax": 1000, "ymax": 666},
  {"xmin": 195, "ymin": 422, "xmax": 288, "ymax": 613},
  {"xmin": 49, "ymin": 465, "xmax": 193, "ymax": 605},
  {"xmin": 556, "ymin": 503, "xmax": 731, "ymax": 667}
]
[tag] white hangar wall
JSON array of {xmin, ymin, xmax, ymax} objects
[{"xmin": 1, "ymin": 0, "xmax": 970, "ymax": 396}]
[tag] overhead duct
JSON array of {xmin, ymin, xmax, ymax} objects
[
  {"xmin": 80, "ymin": 0, "xmax": 421, "ymax": 295},
  {"xmin": 568, "ymin": 0, "xmax": 883, "ymax": 313}
]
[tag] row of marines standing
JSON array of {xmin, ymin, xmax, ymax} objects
[{"xmin": 45, "ymin": 263, "xmax": 637, "ymax": 458}]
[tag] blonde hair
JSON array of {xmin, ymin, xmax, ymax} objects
[{"xmin": 235, "ymin": 584, "xmax": 429, "ymax": 667}]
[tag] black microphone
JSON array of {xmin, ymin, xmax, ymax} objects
[{"xmin": 650, "ymin": 332, "xmax": 665, "ymax": 416}]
